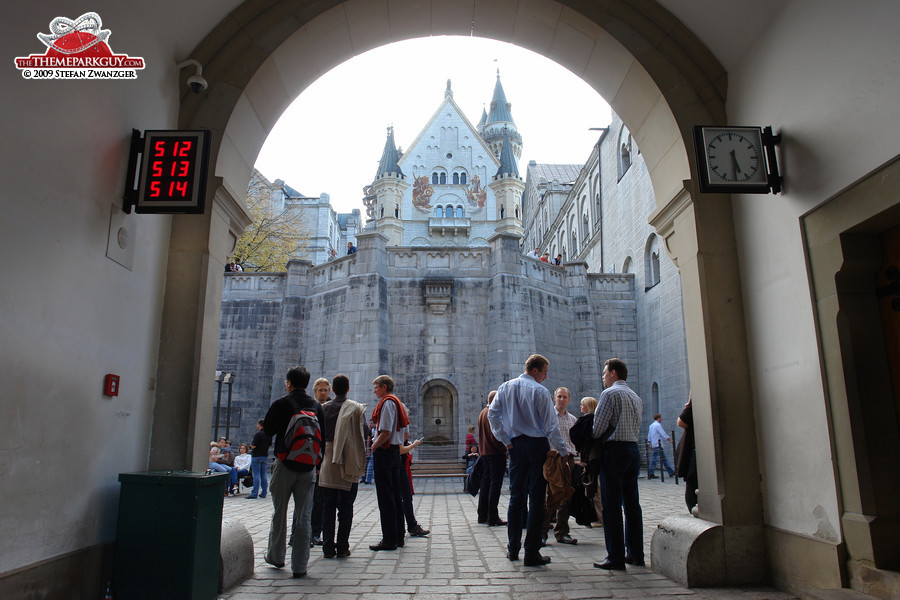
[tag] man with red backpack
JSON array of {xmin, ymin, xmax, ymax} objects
[{"xmin": 262, "ymin": 366, "xmax": 325, "ymax": 579}]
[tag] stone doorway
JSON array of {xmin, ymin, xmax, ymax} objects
[{"xmin": 419, "ymin": 379, "xmax": 458, "ymax": 459}]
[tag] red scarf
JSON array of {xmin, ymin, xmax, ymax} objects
[{"xmin": 371, "ymin": 393, "xmax": 410, "ymax": 431}]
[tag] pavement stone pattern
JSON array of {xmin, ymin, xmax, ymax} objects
[{"xmin": 219, "ymin": 476, "xmax": 797, "ymax": 600}]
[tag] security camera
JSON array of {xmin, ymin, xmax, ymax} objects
[
  {"xmin": 175, "ymin": 59, "xmax": 207, "ymax": 94},
  {"xmin": 187, "ymin": 74, "xmax": 208, "ymax": 93}
]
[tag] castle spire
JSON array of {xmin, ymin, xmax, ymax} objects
[
  {"xmin": 495, "ymin": 128, "xmax": 519, "ymax": 178},
  {"xmin": 486, "ymin": 69, "xmax": 515, "ymax": 127},
  {"xmin": 375, "ymin": 126, "xmax": 403, "ymax": 178},
  {"xmin": 480, "ymin": 70, "xmax": 522, "ymax": 160}
]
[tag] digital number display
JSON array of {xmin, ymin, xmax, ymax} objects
[{"xmin": 136, "ymin": 130, "xmax": 209, "ymax": 213}]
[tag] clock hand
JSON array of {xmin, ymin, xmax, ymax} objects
[{"xmin": 730, "ymin": 149, "xmax": 742, "ymax": 179}]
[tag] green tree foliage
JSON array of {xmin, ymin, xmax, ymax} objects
[{"xmin": 232, "ymin": 169, "xmax": 309, "ymax": 272}]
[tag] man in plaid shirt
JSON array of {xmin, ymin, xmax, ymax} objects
[{"xmin": 592, "ymin": 358, "xmax": 644, "ymax": 570}]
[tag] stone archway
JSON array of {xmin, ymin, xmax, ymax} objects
[
  {"xmin": 156, "ymin": 0, "xmax": 763, "ymax": 586},
  {"xmin": 419, "ymin": 378, "xmax": 458, "ymax": 447}
]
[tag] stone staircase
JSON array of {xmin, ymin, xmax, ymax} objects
[{"xmin": 410, "ymin": 442, "xmax": 466, "ymax": 478}]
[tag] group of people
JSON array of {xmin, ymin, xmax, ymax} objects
[
  {"xmin": 207, "ymin": 428, "xmax": 271, "ymax": 498},
  {"xmin": 260, "ymin": 369, "xmax": 429, "ymax": 579},
  {"xmin": 526, "ymin": 247, "xmax": 563, "ymax": 266},
  {"xmin": 483, "ymin": 354, "xmax": 646, "ymax": 569},
  {"xmin": 254, "ymin": 353, "xmax": 692, "ymax": 579}
]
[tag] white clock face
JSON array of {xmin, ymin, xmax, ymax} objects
[{"xmin": 702, "ymin": 128, "xmax": 767, "ymax": 185}]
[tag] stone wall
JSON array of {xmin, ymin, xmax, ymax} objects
[{"xmin": 217, "ymin": 233, "xmax": 637, "ymax": 452}]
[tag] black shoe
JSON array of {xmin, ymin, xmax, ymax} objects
[
  {"xmin": 311, "ymin": 535, "xmax": 323, "ymax": 546},
  {"xmin": 594, "ymin": 559, "xmax": 626, "ymax": 570},
  {"xmin": 557, "ymin": 535, "xmax": 577, "ymax": 545},
  {"xmin": 336, "ymin": 549, "xmax": 351, "ymax": 558},
  {"xmin": 397, "ymin": 536, "xmax": 405, "ymax": 547},
  {"xmin": 263, "ymin": 556, "xmax": 284, "ymax": 569},
  {"xmin": 323, "ymin": 551, "xmax": 336, "ymax": 559},
  {"xmin": 477, "ymin": 518, "xmax": 487, "ymax": 524},
  {"xmin": 292, "ymin": 571, "xmax": 306, "ymax": 578},
  {"xmin": 524, "ymin": 554, "xmax": 551, "ymax": 566},
  {"xmin": 540, "ymin": 536, "xmax": 548, "ymax": 547},
  {"xmin": 409, "ymin": 525, "xmax": 429, "ymax": 537},
  {"xmin": 506, "ymin": 548, "xmax": 519, "ymax": 561},
  {"xmin": 369, "ymin": 542, "xmax": 397, "ymax": 551},
  {"xmin": 488, "ymin": 519, "xmax": 507, "ymax": 526},
  {"xmin": 624, "ymin": 556, "xmax": 646, "ymax": 566}
]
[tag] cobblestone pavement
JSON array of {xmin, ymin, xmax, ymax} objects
[{"xmin": 219, "ymin": 476, "xmax": 796, "ymax": 600}]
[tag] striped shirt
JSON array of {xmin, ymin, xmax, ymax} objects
[
  {"xmin": 592, "ymin": 381, "xmax": 642, "ymax": 442},
  {"xmin": 557, "ymin": 409, "xmax": 579, "ymax": 455}
]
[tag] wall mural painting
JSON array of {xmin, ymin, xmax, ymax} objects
[
  {"xmin": 465, "ymin": 175, "xmax": 486, "ymax": 213},
  {"xmin": 412, "ymin": 175, "xmax": 434, "ymax": 211}
]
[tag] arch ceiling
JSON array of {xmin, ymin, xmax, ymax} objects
[{"xmin": 181, "ymin": 0, "xmax": 725, "ymax": 212}]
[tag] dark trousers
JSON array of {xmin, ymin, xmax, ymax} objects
[
  {"xmin": 373, "ymin": 445, "xmax": 404, "ymax": 546},
  {"xmin": 398, "ymin": 457, "xmax": 419, "ymax": 531},
  {"xmin": 477, "ymin": 453, "xmax": 506, "ymax": 523},
  {"xmin": 507, "ymin": 435, "xmax": 549, "ymax": 557},
  {"xmin": 598, "ymin": 441, "xmax": 643, "ymax": 565},
  {"xmin": 321, "ymin": 484, "xmax": 359, "ymax": 554},
  {"xmin": 683, "ymin": 449, "xmax": 698, "ymax": 512}
]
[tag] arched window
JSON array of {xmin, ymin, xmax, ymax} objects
[
  {"xmin": 394, "ymin": 204, "xmax": 399, "ymax": 218},
  {"xmin": 445, "ymin": 206, "xmax": 454, "ymax": 218},
  {"xmin": 439, "ymin": 173, "xmax": 446, "ymax": 184},
  {"xmin": 452, "ymin": 173, "xmax": 459, "ymax": 184},
  {"xmin": 645, "ymin": 234, "xmax": 661, "ymax": 289},
  {"xmin": 460, "ymin": 172, "xmax": 467, "ymax": 184},
  {"xmin": 618, "ymin": 125, "xmax": 633, "ymax": 180},
  {"xmin": 456, "ymin": 206, "xmax": 463, "ymax": 218},
  {"xmin": 432, "ymin": 173, "xmax": 438, "ymax": 185},
  {"xmin": 380, "ymin": 204, "xmax": 384, "ymax": 218},
  {"xmin": 571, "ymin": 232, "xmax": 577, "ymax": 256},
  {"xmin": 515, "ymin": 206, "xmax": 519, "ymax": 219},
  {"xmin": 435, "ymin": 205, "xmax": 442, "ymax": 217},
  {"xmin": 651, "ymin": 382, "xmax": 660, "ymax": 415},
  {"xmin": 500, "ymin": 204, "xmax": 505, "ymax": 219},
  {"xmin": 582, "ymin": 213, "xmax": 590, "ymax": 242},
  {"xmin": 622, "ymin": 256, "xmax": 633, "ymax": 274}
]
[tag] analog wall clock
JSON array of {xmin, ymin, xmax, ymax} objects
[{"xmin": 693, "ymin": 126, "xmax": 776, "ymax": 194}]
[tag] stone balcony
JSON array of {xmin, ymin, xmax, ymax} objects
[{"xmin": 428, "ymin": 216, "xmax": 471, "ymax": 236}]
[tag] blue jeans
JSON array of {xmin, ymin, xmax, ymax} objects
[
  {"xmin": 507, "ymin": 435, "xmax": 549, "ymax": 557},
  {"xmin": 250, "ymin": 456, "xmax": 268, "ymax": 497},
  {"xmin": 648, "ymin": 445, "xmax": 675, "ymax": 476},
  {"xmin": 266, "ymin": 462, "xmax": 315, "ymax": 574},
  {"xmin": 598, "ymin": 441, "xmax": 643, "ymax": 565},
  {"xmin": 364, "ymin": 453, "xmax": 374, "ymax": 483},
  {"xmin": 208, "ymin": 462, "xmax": 237, "ymax": 489}
]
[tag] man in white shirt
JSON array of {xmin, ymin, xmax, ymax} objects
[
  {"xmin": 489, "ymin": 354, "xmax": 568, "ymax": 567},
  {"xmin": 647, "ymin": 413, "xmax": 675, "ymax": 479}
]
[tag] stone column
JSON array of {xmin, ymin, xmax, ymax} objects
[
  {"xmin": 149, "ymin": 184, "xmax": 251, "ymax": 471},
  {"xmin": 486, "ymin": 233, "xmax": 535, "ymax": 384},
  {"xmin": 649, "ymin": 184, "xmax": 765, "ymax": 585}
]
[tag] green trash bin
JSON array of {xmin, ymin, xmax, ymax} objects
[{"xmin": 114, "ymin": 470, "xmax": 228, "ymax": 599}]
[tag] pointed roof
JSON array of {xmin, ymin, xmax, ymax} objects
[
  {"xmin": 486, "ymin": 70, "xmax": 515, "ymax": 126},
  {"xmin": 477, "ymin": 107, "xmax": 487, "ymax": 131},
  {"xmin": 375, "ymin": 126, "xmax": 403, "ymax": 178},
  {"xmin": 495, "ymin": 128, "xmax": 519, "ymax": 178}
]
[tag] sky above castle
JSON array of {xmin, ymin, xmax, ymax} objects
[{"xmin": 255, "ymin": 36, "xmax": 612, "ymax": 215}]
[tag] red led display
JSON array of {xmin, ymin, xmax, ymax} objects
[{"xmin": 135, "ymin": 130, "xmax": 209, "ymax": 214}]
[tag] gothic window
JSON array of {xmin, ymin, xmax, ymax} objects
[
  {"xmin": 572, "ymin": 232, "xmax": 578, "ymax": 256},
  {"xmin": 452, "ymin": 173, "xmax": 459, "ymax": 184},
  {"xmin": 432, "ymin": 173, "xmax": 438, "ymax": 185},
  {"xmin": 594, "ymin": 194, "xmax": 602, "ymax": 226},
  {"xmin": 456, "ymin": 206, "xmax": 463, "ymax": 218},
  {"xmin": 439, "ymin": 173, "xmax": 446, "ymax": 184},
  {"xmin": 622, "ymin": 256, "xmax": 633, "ymax": 274},
  {"xmin": 582, "ymin": 213, "xmax": 590, "ymax": 242},
  {"xmin": 515, "ymin": 206, "xmax": 519, "ymax": 219},
  {"xmin": 380, "ymin": 204, "xmax": 384, "ymax": 218},
  {"xmin": 460, "ymin": 172, "xmax": 467, "ymax": 184},
  {"xmin": 645, "ymin": 234, "xmax": 661, "ymax": 289},
  {"xmin": 500, "ymin": 204, "xmax": 505, "ymax": 219},
  {"xmin": 394, "ymin": 204, "xmax": 399, "ymax": 218}
]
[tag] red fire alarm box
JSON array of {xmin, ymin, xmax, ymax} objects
[{"xmin": 104, "ymin": 374, "xmax": 120, "ymax": 397}]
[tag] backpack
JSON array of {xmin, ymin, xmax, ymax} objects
[{"xmin": 276, "ymin": 401, "xmax": 323, "ymax": 471}]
